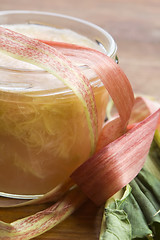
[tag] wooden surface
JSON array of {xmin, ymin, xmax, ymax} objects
[{"xmin": 0, "ymin": 0, "xmax": 160, "ymax": 239}]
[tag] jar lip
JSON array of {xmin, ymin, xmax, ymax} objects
[
  {"xmin": 0, "ymin": 10, "xmax": 117, "ymax": 72},
  {"xmin": 0, "ymin": 10, "xmax": 117, "ymax": 97}
]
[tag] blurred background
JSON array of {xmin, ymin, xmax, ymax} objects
[{"xmin": 0, "ymin": 0, "xmax": 160, "ymax": 99}]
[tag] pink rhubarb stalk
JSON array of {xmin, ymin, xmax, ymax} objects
[
  {"xmin": 39, "ymin": 40, "xmax": 134, "ymax": 128},
  {"xmin": 71, "ymin": 109, "xmax": 160, "ymax": 205},
  {"xmin": 0, "ymin": 187, "xmax": 86, "ymax": 240},
  {"xmin": 39, "ymin": 40, "xmax": 135, "ymax": 150}
]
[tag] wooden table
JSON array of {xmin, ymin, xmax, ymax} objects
[{"xmin": 0, "ymin": 0, "xmax": 160, "ymax": 239}]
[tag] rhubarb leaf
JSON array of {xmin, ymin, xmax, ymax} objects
[
  {"xmin": 100, "ymin": 185, "xmax": 132, "ymax": 240},
  {"xmin": 129, "ymin": 178, "xmax": 160, "ymax": 238},
  {"xmin": 101, "ymin": 208, "xmax": 131, "ymax": 240},
  {"xmin": 100, "ymin": 125, "xmax": 160, "ymax": 240},
  {"xmin": 100, "ymin": 163, "xmax": 160, "ymax": 240},
  {"xmin": 146, "ymin": 140, "xmax": 160, "ymax": 181}
]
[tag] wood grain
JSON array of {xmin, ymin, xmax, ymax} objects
[{"xmin": 0, "ymin": 0, "xmax": 160, "ymax": 239}]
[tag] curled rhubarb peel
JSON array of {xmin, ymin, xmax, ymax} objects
[
  {"xmin": 0, "ymin": 27, "xmax": 98, "ymax": 154},
  {"xmin": 0, "ymin": 28, "xmax": 159, "ymax": 239},
  {"xmin": 0, "ymin": 187, "xmax": 86, "ymax": 240},
  {"xmin": 130, "ymin": 97, "xmax": 160, "ymax": 148},
  {"xmin": 129, "ymin": 97, "xmax": 160, "ymax": 124},
  {"xmin": 71, "ymin": 109, "xmax": 160, "ymax": 205},
  {"xmin": 95, "ymin": 117, "xmax": 124, "ymax": 152},
  {"xmin": 38, "ymin": 40, "xmax": 135, "ymax": 153},
  {"xmin": 40, "ymin": 40, "xmax": 134, "ymax": 128},
  {"xmin": 97, "ymin": 97, "xmax": 160, "ymax": 151},
  {"xmin": 134, "ymin": 97, "xmax": 160, "ymax": 148}
]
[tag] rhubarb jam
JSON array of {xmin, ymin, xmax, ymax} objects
[{"xmin": 0, "ymin": 13, "xmax": 117, "ymax": 197}]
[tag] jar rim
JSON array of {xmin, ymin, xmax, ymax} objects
[
  {"xmin": 0, "ymin": 10, "xmax": 117, "ymax": 71},
  {"xmin": 0, "ymin": 10, "xmax": 117, "ymax": 96}
]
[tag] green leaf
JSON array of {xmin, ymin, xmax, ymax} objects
[
  {"xmin": 101, "ymin": 208, "xmax": 131, "ymax": 240},
  {"xmin": 100, "ymin": 166, "xmax": 160, "ymax": 240},
  {"xmin": 114, "ymin": 184, "xmax": 153, "ymax": 239},
  {"xmin": 136, "ymin": 169, "xmax": 160, "ymax": 206},
  {"xmin": 100, "ymin": 129, "xmax": 160, "ymax": 240},
  {"xmin": 100, "ymin": 186, "xmax": 132, "ymax": 240},
  {"xmin": 148, "ymin": 140, "xmax": 160, "ymax": 176},
  {"xmin": 129, "ymin": 179, "xmax": 160, "ymax": 226}
]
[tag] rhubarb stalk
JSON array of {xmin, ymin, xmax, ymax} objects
[{"xmin": 0, "ymin": 187, "xmax": 86, "ymax": 240}]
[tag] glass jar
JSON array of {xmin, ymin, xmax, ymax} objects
[{"xmin": 0, "ymin": 10, "xmax": 117, "ymax": 199}]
